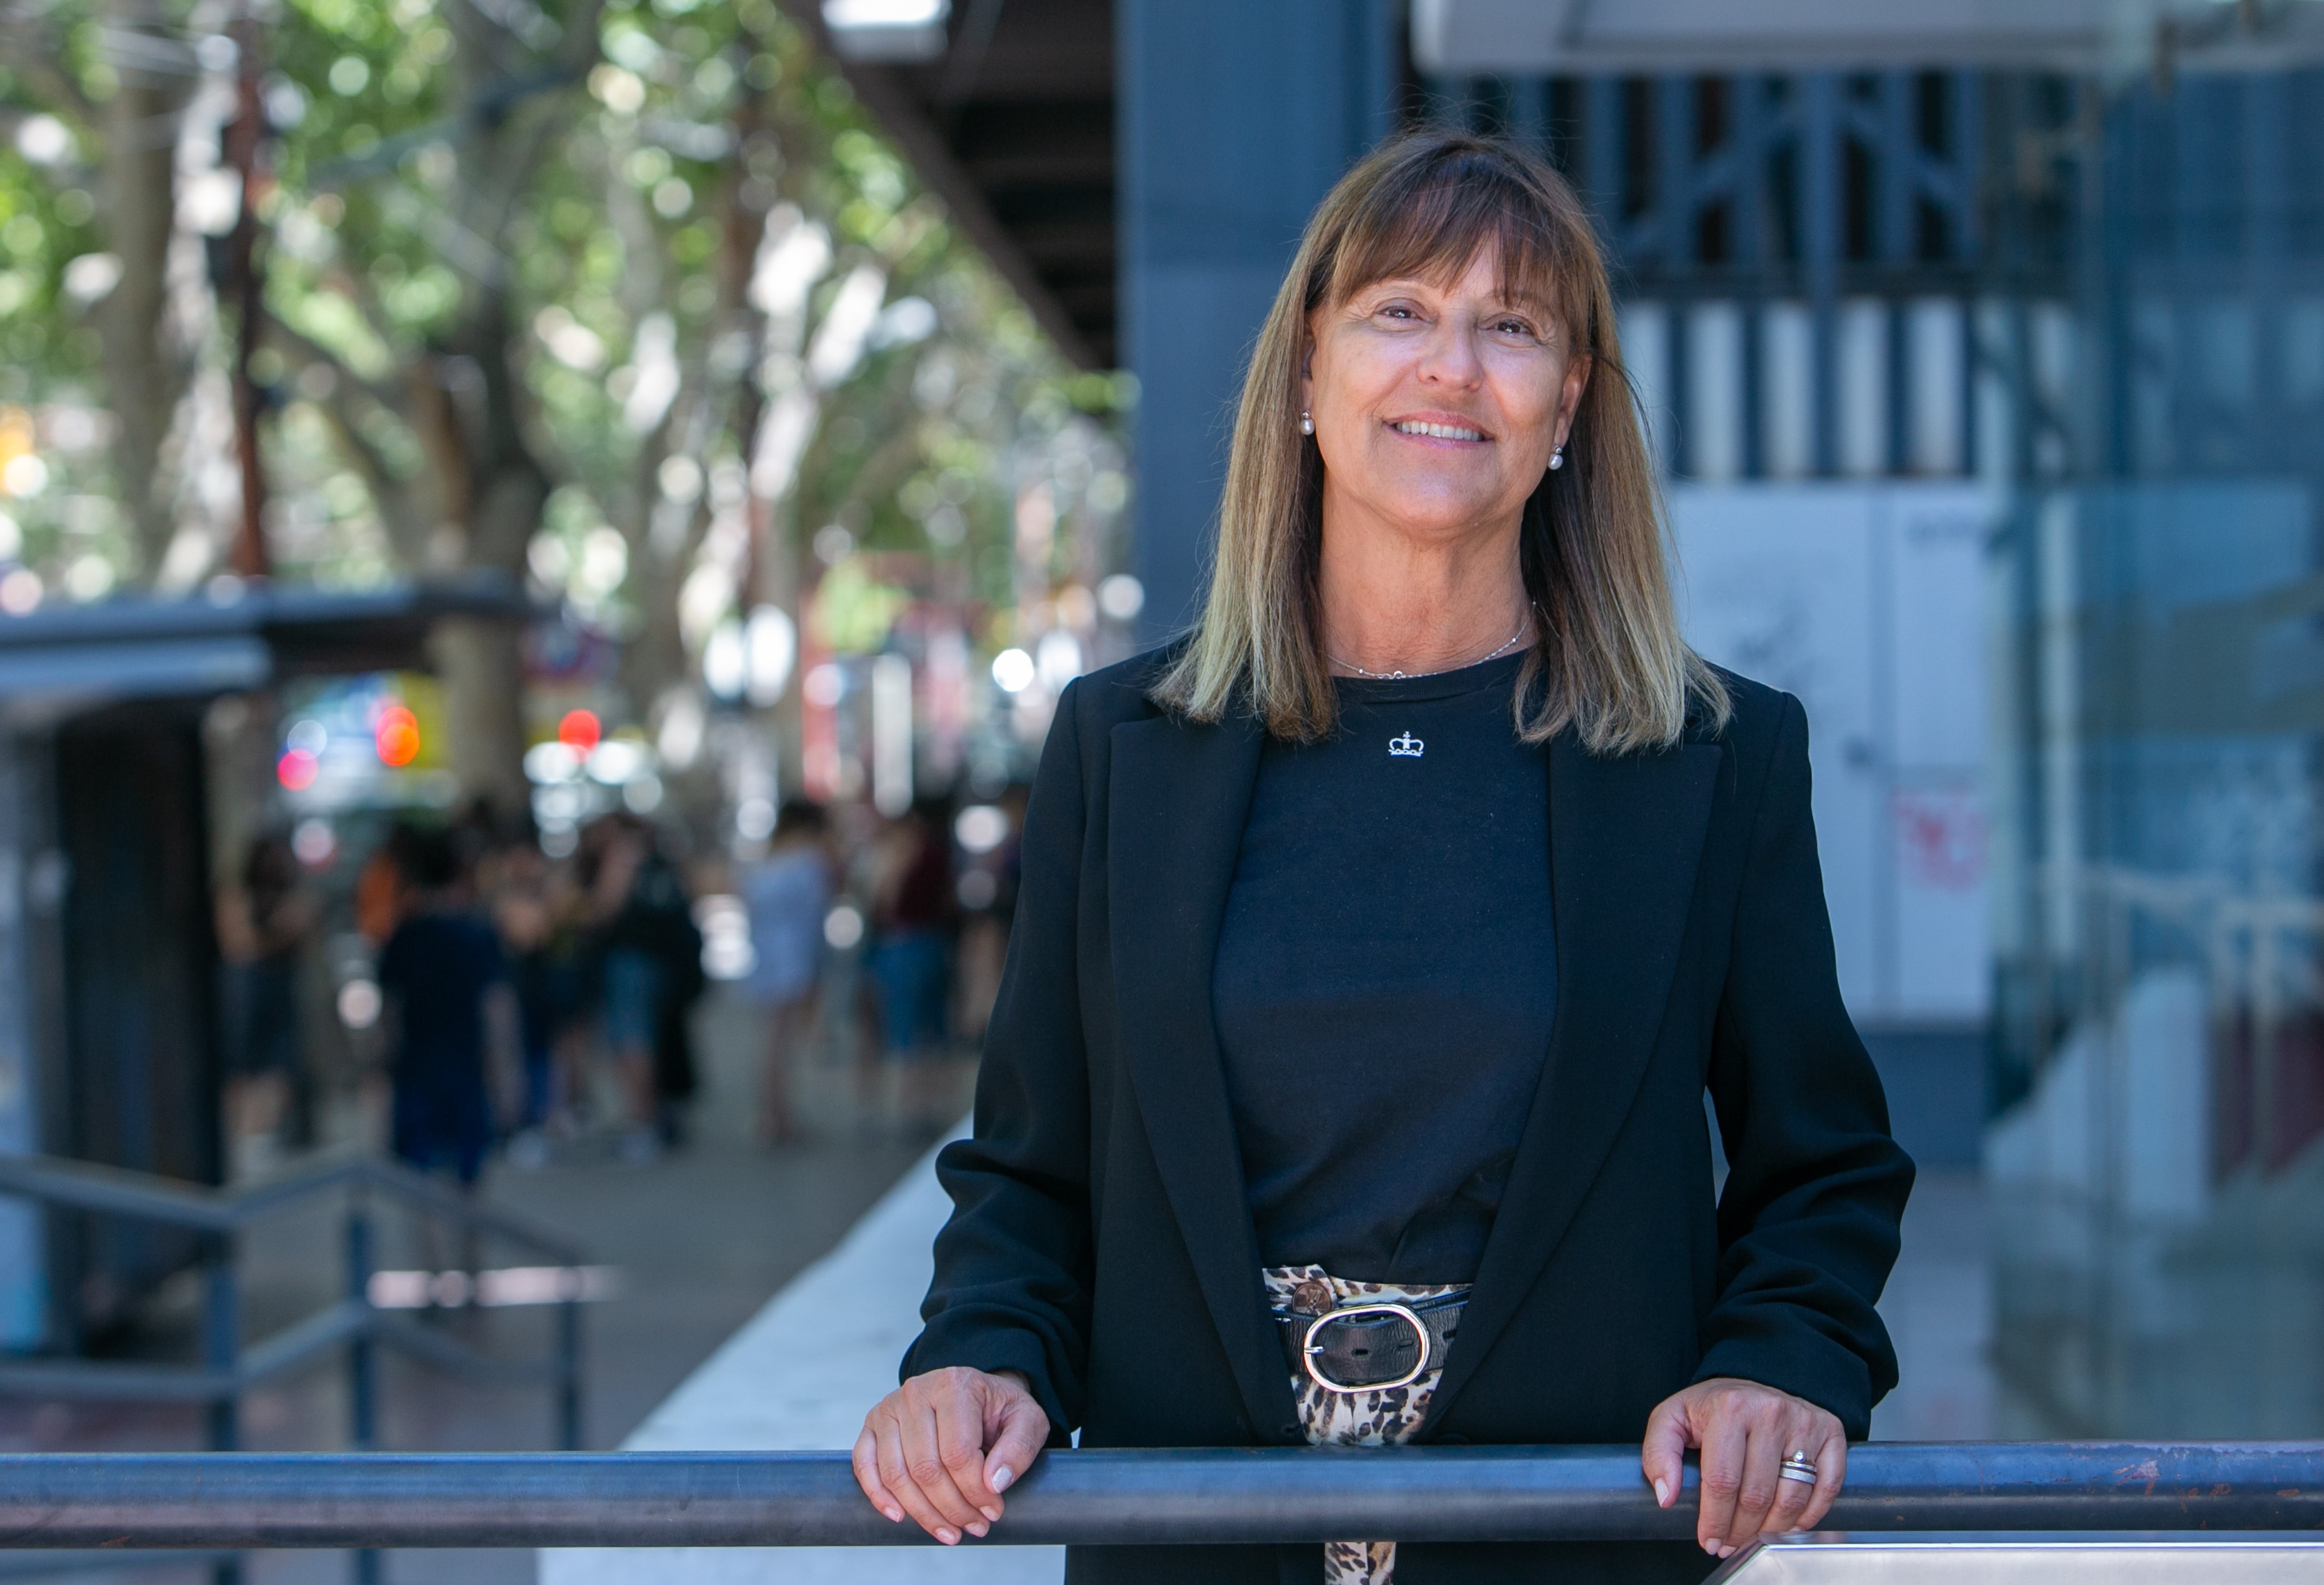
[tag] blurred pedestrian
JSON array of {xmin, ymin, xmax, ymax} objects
[
  {"xmin": 494, "ymin": 844, "xmax": 588, "ymax": 1167},
  {"xmin": 354, "ymin": 823, "xmax": 417, "ymax": 946},
  {"xmin": 865, "ymin": 798, "xmax": 956, "ymax": 1126},
  {"xmin": 583, "ymin": 815, "xmax": 697, "ymax": 1162},
  {"xmin": 950, "ymin": 788, "xmax": 1025, "ymax": 1045},
  {"xmin": 741, "ymin": 800, "xmax": 833, "ymax": 1144},
  {"xmin": 649, "ymin": 866, "xmax": 706, "ymax": 1151},
  {"xmin": 376, "ymin": 827, "xmax": 519, "ymax": 1191},
  {"xmin": 217, "ymin": 832, "xmax": 316, "ymax": 1178}
]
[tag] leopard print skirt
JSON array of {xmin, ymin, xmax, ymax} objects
[{"xmin": 1262, "ymin": 1265, "xmax": 1471, "ymax": 1585}]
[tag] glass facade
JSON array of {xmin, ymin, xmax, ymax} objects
[
  {"xmin": 1988, "ymin": 66, "xmax": 2324, "ymax": 1437},
  {"xmin": 1432, "ymin": 38, "xmax": 2324, "ymax": 1438}
]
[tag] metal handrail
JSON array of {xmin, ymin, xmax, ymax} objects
[
  {"xmin": 0, "ymin": 1154, "xmax": 581, "ymax": 1261},
  {"xmin": 0, "ymin": 1150, "xmax": 587, "ymax": 1452},
  {"xmin": 0, "ymin": 1444, "xmax": 2318, "ymax": 1549}
]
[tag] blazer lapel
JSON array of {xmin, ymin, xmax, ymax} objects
[
  {"xmin": 1107, "ymin": 712, "xmax": 1295, "ymax": 1438},
  {"xmin": 1426, "ymin": 731, "xmax": 1724, "ymax": 1432}
]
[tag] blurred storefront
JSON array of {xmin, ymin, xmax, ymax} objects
[{"xmin": 0, "ymin": 578, "xmax": 525, "ymax": 1354}]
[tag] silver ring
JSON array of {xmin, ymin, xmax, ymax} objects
[{"xmin": 1778, "ymin": 1453, "xmax": 1818, "ymax": 1485}]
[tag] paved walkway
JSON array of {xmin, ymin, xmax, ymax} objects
[
  {"xmin": 539, "ymin": 1126, "xmax": 1061, "ymax": 1585},
  {"xmin": 0, "ymin": 987, "xmax": 941, "ymax": 1585}
]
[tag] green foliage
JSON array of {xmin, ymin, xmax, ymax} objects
[
  {"xmin": 0, "ymin": 0, "xmax": 1131, "ymax": 716},
  {"xmin": 0, "ymin": 146, "xmax": 103, "ymax": 389}
]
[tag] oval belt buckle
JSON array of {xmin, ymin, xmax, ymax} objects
[{"xmin": 1302, "ymin": 1300, "xmax": 1429, "ymax": 1394}]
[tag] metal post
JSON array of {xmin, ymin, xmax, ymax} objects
[
  {"xmin": 346, "ymin": 1197, "xmax": 380, "ymax": 1585},
  {"xmin": 1732, "ymin": 74, "xmax": 1769, "ymax": 481},
  {"xmin": 346, "ymin": 1201, "xmax": 376, "ymax": 1450},
  {"xmin": 1583, "ymin": 75, "xmax": 1622, "ymax": 241},
  {"xmin": 1801, "ymin": 71, "xmax": 1841, "ymax": 477},
  {"xmin": 1656, "ymin": 76, "xmax": 1695, "ymax": 479},
  {"xmin": 202, "ymin": 1239, "xmax": 240, "ymax": 1585},
  {"xmin": 556, "ymin": 1276, "xmax": 584, "ymax": 1452}
]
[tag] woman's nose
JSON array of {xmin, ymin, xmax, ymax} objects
[{"xmin": 1414, "ymin": 318, "xmax": 1484, "ymax": 387}]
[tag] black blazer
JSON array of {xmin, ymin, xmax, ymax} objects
[{"xmin": 902, "ymin": 651, "xmax": 1914, "ymax": 1585}]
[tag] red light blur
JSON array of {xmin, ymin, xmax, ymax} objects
[
  {"xmin": 277, "ymin": 749, "xmax": 318, "ymax": 791},
  {"xmin": 557, "ymin": 710, "xmax": 601, "ymax": 753},
  {"xmin": 375, "ymin": 704, "xmax": 421, "ymax": 768}
]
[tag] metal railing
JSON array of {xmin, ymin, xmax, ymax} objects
[
  {"xmin": 0, "ymin": 1152, "xmax": 590, "ymax": 1582},
  {"xmin": 0, "ymin": 1443, "xmax": 2316, "ymax": 1550},
  {"xmin": 0, "ymin": 1152, "xmax": 587, "ymax": 1448}
]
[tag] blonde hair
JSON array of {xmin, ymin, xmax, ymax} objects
[{"xmin": 1150, "ymin": 128, "xmax": 1729, "ymax": 756}]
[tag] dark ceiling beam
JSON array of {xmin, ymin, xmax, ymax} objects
[
  {"xmin": 773, "ymin": 0, "xmax": 1104, "ymax": 371},
  {"xmin": 963, "ymin": 152, "xmax": 1113, "ymax": 186},
  {"xmin": 1006, "ymin": 217, "xmax": 1114, "ymax": 267}
]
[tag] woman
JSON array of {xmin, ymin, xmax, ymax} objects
[
  {"xmin": 856, "ymin": 130, "xmax": 1913, "ymax": 1585},
  {"xmin": 741, "ymin": 799, "xmax": 835, "ymax": 1143}
]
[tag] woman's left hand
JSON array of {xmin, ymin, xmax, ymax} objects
[{"xmin": 1641, "ymin": 1377, "xmax": 1844, "ymax": 1558}]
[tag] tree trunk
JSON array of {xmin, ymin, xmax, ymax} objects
[
  {"xmin": 98, "ymin": 0, "xmax": 191, "ymax": 575},
  {"xmin": 404, "ymin": 291, "xmax": 549, "ymax": 814},
  {"xmin": 431, "ymin": 616, "xmax": 529, "ymax": 822}
]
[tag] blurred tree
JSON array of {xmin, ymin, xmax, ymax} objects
[
  {"xmin": 0, "ymin": 0, "xmax": 198, "ymax": 573},
  {"xmin": 0, "ymin": 0, "xmax": 1128, "ymax": 817},
  {"xmin": 260, "ymin": 0, "xmax": 607, "ymax": 809}
]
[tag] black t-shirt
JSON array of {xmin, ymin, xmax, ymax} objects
[{"xmin": 1212, "ymin": 651, "xmax": 1556, "ymax": 1284}]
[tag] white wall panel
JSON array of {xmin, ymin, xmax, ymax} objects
[
  {"xmin": 1670, "ymin": 481, "xmax": 1994, "ymax": 1024},
  {"xmin": 1838, "ymin": 299, "xmax": 1890, "ymax": 477},
  {"xmin": 1907, "ymin": 298, "xmax": 1965, "ymax": 476},
  {"xmin": 1687, "ymin": 300, "xmax": 1744, "ymax": 483},
  {"xmin": 1761, "ymin": 301, "xmax": 1815, "ymax": 479}
]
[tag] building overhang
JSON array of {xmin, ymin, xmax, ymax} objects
[
  {"xmin": 0, "ymin": 575, "xmax": 534, "ymax": 729},
  {"xmin": 781, "ymin": 0, "xmax": 1114, "ymax": 370},
  {"xmin": 1411, "ymin": 0, "xmax": 2324, "ymax": 78}
]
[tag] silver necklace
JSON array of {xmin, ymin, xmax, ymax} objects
[{"xmin": 1328, "ymin": 606, "xmax": 1536, "ymax": 681}]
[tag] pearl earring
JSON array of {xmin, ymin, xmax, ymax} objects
[
  {"xmin": 1299, "ymin": 410, "xmax": 1314, "ymax": 436},
  {"xmin": 1548, "ymin": 445, "xmax": 1565, "ymax": 471}
]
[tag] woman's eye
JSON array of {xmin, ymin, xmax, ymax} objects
[{"xmin": 1494, "ymin": 318, "xmax": 1538, "ymax": 338}]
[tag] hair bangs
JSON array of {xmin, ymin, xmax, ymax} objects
[{"xmin": 1319, "ymin": 151, "xmax": 1589, "ymax": 342}]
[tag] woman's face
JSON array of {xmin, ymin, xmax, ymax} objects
[{"xmin": 1303, "ymin": 246, "xmax": 1589, "ymax": 546}]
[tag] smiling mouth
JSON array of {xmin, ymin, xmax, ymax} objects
[{"xmin": 1390, "ymin": 419, "xmax": 1487, "ymax": 442}]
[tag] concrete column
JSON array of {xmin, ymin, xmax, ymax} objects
[{"xmin": 1117, "ymin": 0, "xmax": 1403, "ymax": 644}]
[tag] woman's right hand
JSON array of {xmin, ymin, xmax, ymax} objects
[{"xmin": 854, "ymin": 1367, "xmax": 1051, "ymax": 1545}]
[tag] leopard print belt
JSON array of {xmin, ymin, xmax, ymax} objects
[{"xmin": 1261, "ymin": 1265, "xmax": 1472, "ymax": 1585}]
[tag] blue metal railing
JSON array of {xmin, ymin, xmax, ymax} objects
[
  {"xmin": 0, "ymin": 1443, "xmax": 2316, "ymax": 1549},
  {"xmin": 0, "ymin": 1152, "xmax": 589, "ymax": 1583},
  {"xmin": 0, "ymin": 1152, "xmax": 586, "ymax": 1452}
]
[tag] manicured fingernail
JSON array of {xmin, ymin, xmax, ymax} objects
[
  {"xmin": 991, "ymin": 1465, "xmax": 1014, "ymax": 1492},
  {"xmin": 1703, "ymin": 1540, "xmax": 1720, "ymax": 1556},
  {"xmin": 980, "ymin": 1506, "xmax": 1002, "ymax": 1523},
  {"xmin": 936, "ymin": 1528, "xmax": 959, "ymax": 1546},
  {"xmin": 884, "ymin": 1507, "xmax": 903, "ymax": 1523},
  {"xmin": 967, "ymin": 1521, "xmax": 988, "ymax": 1538},
  {"xmin": 1654, "ymin": 1479, "xmax": 1670, "ymax": 1507}
]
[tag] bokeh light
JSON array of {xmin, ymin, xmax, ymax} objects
[
  {"xmin": 373, "ymin": 704, "xmax": 421, "ymax": 767},
  {"xmin": 557, "ymin": 709, "xmax": 602, "ymax": 752}
]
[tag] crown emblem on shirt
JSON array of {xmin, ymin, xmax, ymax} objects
[{"xmin": 1388, "ymin": 731, "xmax": 1424, "ymax": 758}]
